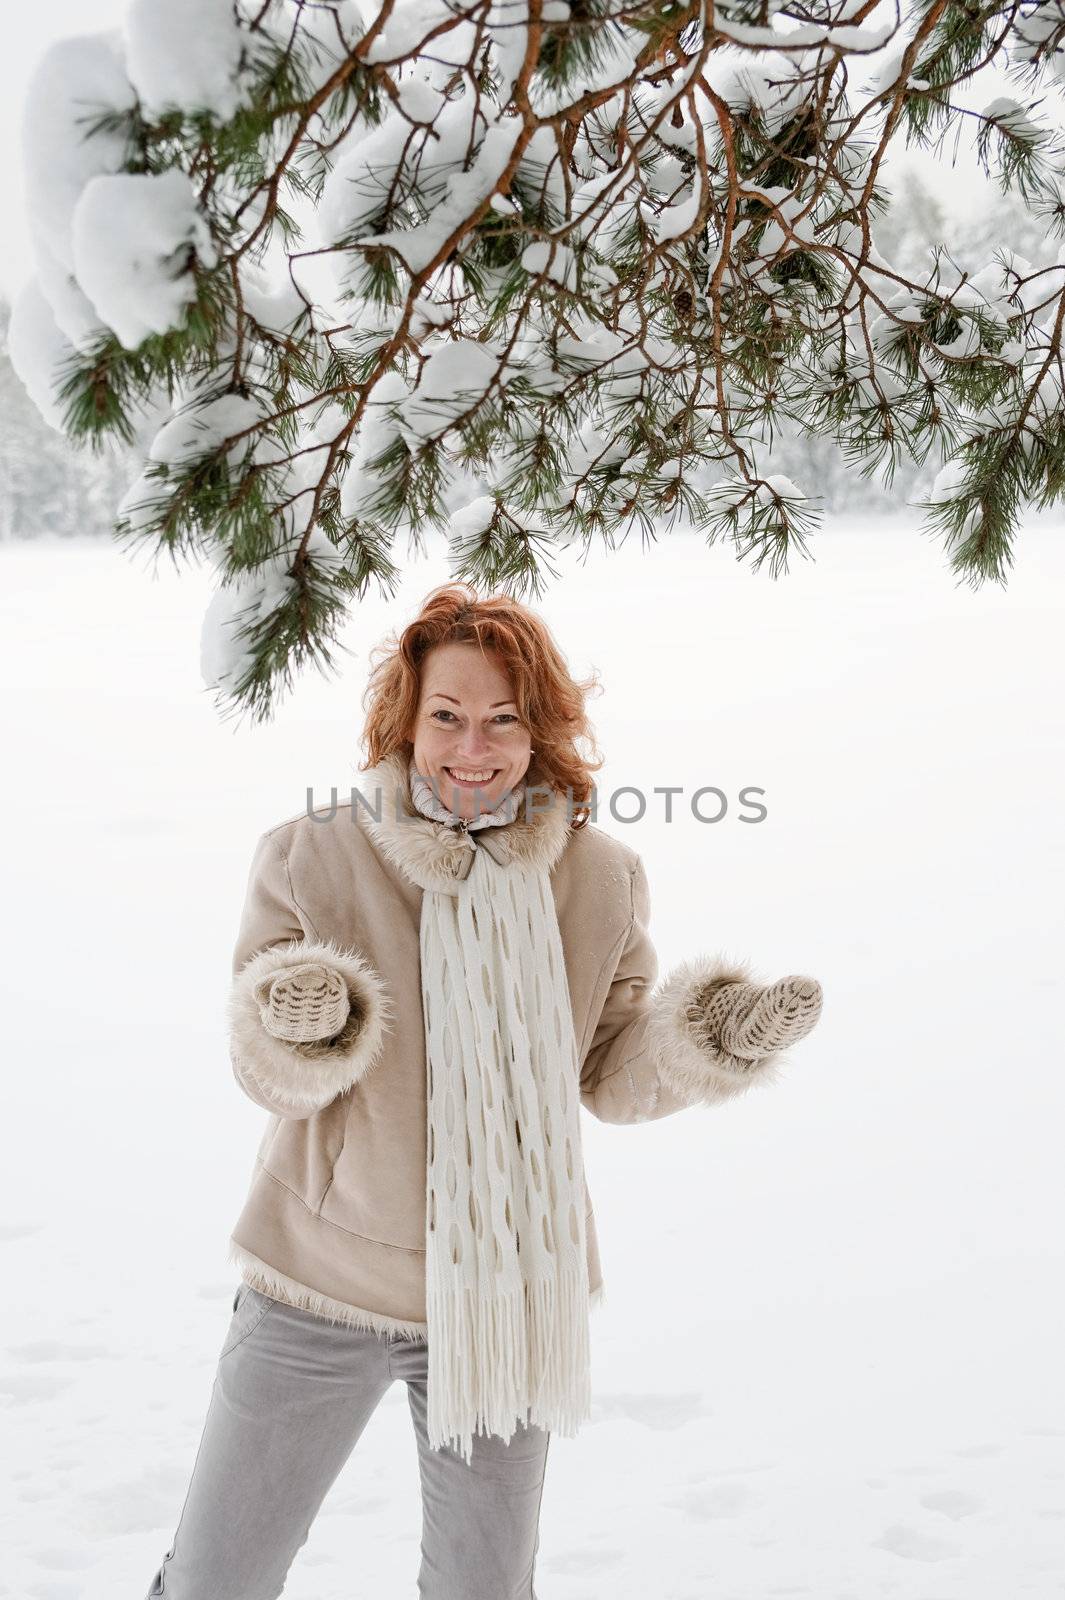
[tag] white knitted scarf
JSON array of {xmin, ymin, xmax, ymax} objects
[{"xmin": 408, "ymin": 760, "xmax": 592, "ymax": 1463}]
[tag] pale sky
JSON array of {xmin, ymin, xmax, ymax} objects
[{"xmin": 0, "ymin": 0, "xmax": 1016, "ymax": 306}]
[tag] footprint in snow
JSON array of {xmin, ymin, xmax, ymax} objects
[
  {"xmin": 0, "ymin": 1372, "xmax": 74, "ymax": 1404},
  {"xmin": 29, "ymin": 1551, "xmax": 98, "ymax": 1573},
  {"xmin": 666, "ymin": 1481, "xmax": 758, "ymax": 1519},
  {"xmin": 871, "ymin": 1522, "xmax": 961, "ymax": 1562},
  {"xmin": 918, "ymin": 1488, "xmax": 984, "ymax": 1519},
  {"xmin": 5, "ymin": 1341, "xmax": 116, "ymax": 1363}
]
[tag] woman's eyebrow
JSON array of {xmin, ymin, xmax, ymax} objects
[{"xmin": 428, "ymin": 694, "xmax": 516, "ymax": 708}]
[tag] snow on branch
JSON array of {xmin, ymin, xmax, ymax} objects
[{"xmin": 9, "ymin": 0, "xmax": 1065, "ymax": 718}]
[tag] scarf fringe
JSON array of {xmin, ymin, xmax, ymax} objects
[
  {"xmin": 427, "ymin": 1263, "xmax": 593, "ymax": 1464},
  {"xmin": 225, "ymin": 1241, "xmax": 605, "ymax": 1353}
]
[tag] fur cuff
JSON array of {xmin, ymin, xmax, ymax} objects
[
  {"xmin": 229, "ymin": 939, "xmax": 393, "ymax": 1115},
  {"xmin": 647, "ymin": 953, "xmax": 789, "ymax": 1107}
]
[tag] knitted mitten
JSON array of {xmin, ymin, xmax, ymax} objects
[
  {"xmin": 686, "ymin": 974, "xmax": 822, "ymax": 1070},
  {"xmin": 255, "ymin": 961, "xmax": 351, "ymax": 1045}
]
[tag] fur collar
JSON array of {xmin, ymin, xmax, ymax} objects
[{"xmin": 355, "ymin": 747, "xmax": 574, "ymax": 894}]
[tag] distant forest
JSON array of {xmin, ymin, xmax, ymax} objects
[{"xmin": 0, "ymin": 297, "xmax": 134, "ymax": 541}]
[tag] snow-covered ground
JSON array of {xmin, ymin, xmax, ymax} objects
[{"xmin": 1, "ymin": 517, "xmax": 1063, "ymax": 1599}]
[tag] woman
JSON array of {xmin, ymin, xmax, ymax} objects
[{"xmin": 146, "ymin": 583, "xmax": 822, "ymax": 1600}]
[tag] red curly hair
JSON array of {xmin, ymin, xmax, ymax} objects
[{"xmin": 359, "ymin": 583, "xmax": 604, "ymax": 830}]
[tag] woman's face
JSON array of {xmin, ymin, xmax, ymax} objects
[{"xmin": 411, "ymin": 641, "xmax": 533, "ymax": 819}]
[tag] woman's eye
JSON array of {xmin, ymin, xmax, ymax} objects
[{"xmin": 430, "ymin": 711, "xmax": 520, "ymax": 725}]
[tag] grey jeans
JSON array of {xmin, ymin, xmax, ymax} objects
[{"xmin": 144, "ymin": 1285, "xmax": 551, "ymax": 1600}]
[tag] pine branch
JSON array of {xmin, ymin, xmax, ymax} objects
[{"xmin": 12, "ymin": 0, "xmax": 1065, "ymax": 716}]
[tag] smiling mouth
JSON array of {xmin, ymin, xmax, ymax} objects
[{"xmin": 443, "ymin": 767, "xmax": 500, "ymax": 787}]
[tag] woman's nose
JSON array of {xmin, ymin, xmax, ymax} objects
[{"xmin": 451, "ymin": 734, "xmax": 495, "ymax": 755}]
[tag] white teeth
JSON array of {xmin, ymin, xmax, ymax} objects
[{"xmin": 446, "ymin": 767, "xmax": 496, "ymax": 782}]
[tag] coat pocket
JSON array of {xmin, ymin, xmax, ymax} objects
[{"xmin": 220, "ymin": 1283, "xmax": 273, "ymax": 1358}]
